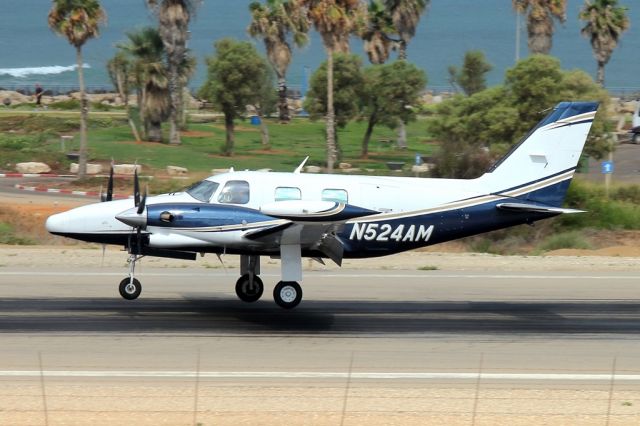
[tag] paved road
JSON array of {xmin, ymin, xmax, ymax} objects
[{"xmin": 0, "ymin": 268, "xmax": 639, "ymax": 425}]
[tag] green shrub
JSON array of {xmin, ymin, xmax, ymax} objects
[
  {"xmin": 537, "ymin": 231, "xmax": 591, "ymax": 252},
  {"xmin": 0, "ymin": 223, "xmax": 35, "ymax": 245}
]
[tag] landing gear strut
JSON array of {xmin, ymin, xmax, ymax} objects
[{"xmin": 119, "ymin": 254, "xmax": 143, "ymax": 300}]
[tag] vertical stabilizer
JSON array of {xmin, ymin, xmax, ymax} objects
[{"xmin": 479, "ymin": 102, "xmax": 599, "ymax": 206}]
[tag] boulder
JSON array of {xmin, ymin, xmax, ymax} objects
[
  {"xmin": 70, "ymin": 163, "xmax": 103, "ymax": 175},
  {"xmin": 0, "ymin": 90, "xmax": 30, "ymax": 105},
  {"xmin": 166, "ymin": 165, "xmax": 188, "ymax": 176},
  {"xmin": 411, "ymin": 164, "xmax": 432, "ymax": 174},
  {"xmin": 338, "ymin": 162, "xmax": 352, "ymax": 170},
  {"xmin": 211, "ymin": 168, "xmax": 232, "ymax": 175},
  {"xmin": 16, "ymin": 162, "xmax": 51, "ymax": 174},
  {"xmin": 304, "ymin": 165, "xmax": 322, "ymax": 173},
  {"xmin": 113, "ymin": 164, "xmax": 142, "ymax": 175}
]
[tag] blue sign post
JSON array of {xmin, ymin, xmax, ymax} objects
[
  {"xmin": 601, "ymin": 160, "xmax": 614, "ymax": 199},
  {"xmin": 601, "ymin": 161, "xmax": 614, "ymax": 174}
]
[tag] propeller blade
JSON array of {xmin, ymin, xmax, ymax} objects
[
  {"xmin": 106, "ymin": 165, "xmax": 114, "ymax": 202},
  {"xmin": 134, "ymin": 169, "xmax": 140, "ymax": 207},
  {"xmin": 136, "ymin": 187, "xmax": 147, "ymax": 215}
]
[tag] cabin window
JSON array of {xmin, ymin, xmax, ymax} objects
[
  {"xmin": 186, "ymin": 180, "xmax": 219, "ymax": 202},
  {"xmin": 321, "ymin": 188, "xmax": 348, "ymax": 203},
  {"xmin": 218, "ymin": 180, "xmax": 250, "ymax": 204},
  {"xmin": 275, "ymin": 187, "xmax": 301, "ymax": 201}
]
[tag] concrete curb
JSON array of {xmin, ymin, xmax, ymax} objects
[
  {"xmin": 14, "ymin": 184, "xmax": 130, "ymax": 199},
  {"xmin": 0, "ymin": 173, "xmax": 75, "ymax": 178}
]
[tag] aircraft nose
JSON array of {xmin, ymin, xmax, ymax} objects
[{"xmin": 45, "ymin": 212, "xmax": 67, "ymax": 234}]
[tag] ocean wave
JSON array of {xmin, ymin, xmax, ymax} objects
[{"xmin": 0, "ymin": 64, "xmax": 91, "ymax": 78}]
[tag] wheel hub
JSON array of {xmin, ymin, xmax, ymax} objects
[
  {"xmin": 280, "ymin": 285, "xmax": 297, "ymax": 303},
  {"xmin": 125, "ymin": 283, "xmax": 137, "ymax": 294}
]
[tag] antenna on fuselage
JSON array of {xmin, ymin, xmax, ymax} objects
[{"xmin": 293, "ymin": 156, "xmax": 309, "ymax": 174}]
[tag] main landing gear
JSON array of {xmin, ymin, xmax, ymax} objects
[{"xmin": 234, "ymin": 254, "xmax": 304, "ymax": 309}]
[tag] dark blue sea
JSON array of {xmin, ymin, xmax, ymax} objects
[{"xmin": 0, "ymin": 0, "xmax": 637, "ymax": 93}]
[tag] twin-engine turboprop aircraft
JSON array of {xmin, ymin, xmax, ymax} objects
[{"xmin": 47, "ymin": 101, "xmax": 599, "ymax": 309}]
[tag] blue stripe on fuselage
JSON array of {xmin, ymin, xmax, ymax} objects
[{"xmin": 340, "ymin": 186, "xmax": 564, "ymax": 258}]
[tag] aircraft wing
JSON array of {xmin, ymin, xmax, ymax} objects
[
  {"xmin": 245, "ymin": 200, "xmax": 379, "ymax": 265},
  {"xmin": 496, "ymin": 202, "xmax": 584, "ymax": 215}
]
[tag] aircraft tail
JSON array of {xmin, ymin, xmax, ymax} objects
[{"xmin": 479, "ymin": 101, "xmax": 599, "ymax": 207}]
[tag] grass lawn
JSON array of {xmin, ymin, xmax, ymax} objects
[
  {"xmin": 0, "ymin": 111, "xmax": 436, "ymax": 175},
  {"xmin": 88, "ymin": 117, "xmax": 435, "ymax": 173}
]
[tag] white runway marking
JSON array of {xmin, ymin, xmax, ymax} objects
[
  {"xmin": 1, "ymin": 370, "xmax": 640, "ymax": 381},
  {"xmin": 1, "ymin": 271, "xmax": 640, "ymax": 280}
]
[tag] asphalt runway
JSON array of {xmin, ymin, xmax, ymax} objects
[{"xmin": 1, "ymin": 267, "xmax": 640, "ymax": 425}]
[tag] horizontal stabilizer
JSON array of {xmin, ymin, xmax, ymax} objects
[{"xmin": 496, "ymin": 203, "xmax": 585, "ymax": 215}]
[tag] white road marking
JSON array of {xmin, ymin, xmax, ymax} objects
[
  {"xmin": 0, "ymin": 370, "xmax": 639, "ymax": 381},
  {"xmin": 1, "ymin": 271, "xmax": 640, "ymax": 280}
]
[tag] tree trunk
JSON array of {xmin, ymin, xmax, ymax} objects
[
  {"xmin": 361, "ymin": 111, "xmax": 377, "ymax": 159},
  {"xmin": 168, "ymin": 60, "xmax": 181, "ymax": 145},
  {"xmin": 398, "ymin": 40, "xmax": 408, "ymax": 61},
  {"xmin": 277, "ymin": 76, "xmax": 290, "ymax": 123},
  {"xmin": 117, "ymin": 70, "xmax": 141, "ymax": 142},
  {"xmin": 326, "ymin": 48, "xmax": 337, "ymax": 172},
  {"xmin": 397, "ymin": 120, "xmax": 407, "ymax": 149},
  {"xmin": 148, "ymin": 121, "xmax": 162, "ymax": 142},
  {"xmin": 256, "ymin": 108, "xmax": 270, "ymax": 147},
  {"xmin": 597, "ymin": 61, "xmax": 605, "ymax": 87},
  {"xmin": 76, "ymin": 46, "xmax": 88, "ymax": 179},
  {"xmin": 224, "ymin": 112, "xmax": 235, "ymax": 156},
  {"xmin": 180, "ymin": 86, "xmax": 189, "ymax": 131}
]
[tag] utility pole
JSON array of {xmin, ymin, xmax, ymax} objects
[{"xmin": 515, "ymin": 10, "xmax": 521, "ymax": 62}]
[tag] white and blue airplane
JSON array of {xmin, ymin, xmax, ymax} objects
[{"xmin": 46, "ymin": 101, "xmax": 598, "ymax": 309}]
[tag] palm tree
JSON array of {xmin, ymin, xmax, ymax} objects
[
  {"xmin": 48, "ymin": 0, "xmax": 106, "ymax": 179},
  {"xmin": 119, "ymin": 27, "xmax": 170, "ymax": 142},
  {"xmin": 107, "ymin": 52, "xmax": 141, "ymax": 142},
  {"xmin": 146, "ymin": 0, "xmax": 200, "ymax": 145},
  {"xmin": 579, "ymin": 0, "xmax": 629, "ymax": 87},
  {"xmin": 362, "ymin": 0, "xmax": 396, "ymax": 65},
  {"xmin": 512, "ymin": 0, "xmax": 566, "ymax": 55},
  {"xmin": 381, "ymin": 1, "xmax": 429, "ymax": 148},
  {"xmin": 298, "ymin": 0, "xmax": 367, "ymax": 171},
  {"xmin": 383, "ymin": 0, "xmax": 429, "ymax": 60},
  {"xmin": 248, "ymin": 0, "xmax": 309, "ymax": 123}
]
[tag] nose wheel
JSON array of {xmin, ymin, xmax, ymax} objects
[
  {"xmin": 235, "ymin": 274, "xmax": 264, "ymax": 302},
  {"xmin": 119, "ymin": 278, "xmax": 142, "ymax": 300},
  {"xmin": 273, "ymin": 281, "xmax": 302, "ymax": 309},
  {"xmin": 119, "ymin": 254, "xmax": 143, "ymax": 300}
]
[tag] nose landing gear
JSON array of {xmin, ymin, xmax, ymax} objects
[{"xmin": 118, "ymin": 254, "xmax": 143, "ymax": 300}]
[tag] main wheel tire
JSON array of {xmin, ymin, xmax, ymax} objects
[
  {"xmin": 273, "ymin": 281, "xmax": 302, "ymax": 309},
  {"xmin": 235, "ymin": 274, "xmax": 264, "ymax": 303},
  {"xmin": 634, "ymin": 133, "xmax": 640, "ymax": 144},
  {"xmin": 119, "ymin": 278, "xmax": 142, "ymax": 300}
]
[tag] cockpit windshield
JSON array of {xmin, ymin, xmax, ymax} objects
[{"xmin": 185, "ymin": 180, "xmax": 219, "ymax": 202}]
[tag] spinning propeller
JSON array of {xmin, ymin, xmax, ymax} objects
[{"xmin": 114, "ymin": 168, "xmax": 148, "ymax": 254}]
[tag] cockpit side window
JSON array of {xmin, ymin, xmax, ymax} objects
[
  {"xmin": 186, "ymin": 180, "xmax": 219, "ymax": 202},
  {"xmin": 218, "ymin": 180, "xmax": 250, "ymax": 204}
]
